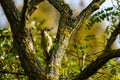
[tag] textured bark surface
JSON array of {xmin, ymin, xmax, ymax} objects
[
  {"xmin": 46, "ymin": 0, "xmax": 106, "ymax": 79},
  {"xmin": 0, "ymin": 0, "xmax": 45, "ymax": 79}
]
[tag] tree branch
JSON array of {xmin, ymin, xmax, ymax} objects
[
  {"xmin": 28, "ymin": 0, "xmax": 44, "ymax": 16},
  {"xmin": 0, "ymin": 0, "xmax": 109, "ymax": 80},
  {"xmin": 20, "ymin": 0, "xmax": 29, "ymax": 29},
  {"xmin": 74, "ymin": 22, "xmax": 120, "ymax": 80},
  {"xmin": 73, "ymin": 0, "xmax": 106, "ymax": 36},
  {"xmin": 47, "ymin": 0, "xmax": 72, "ymax": 16},
  {"xmin": 30, "ymin": 0, "xmax": 44, "ymax": 5},
  {"xmin": 105, "ymin": 23, "xmax": 120, "ymax": 49},
  {"xmin": 0, "ymin": 0, "xmax": 20, "ymax": 31},
  {"xmin": 46, "ymin": 0, "xmax": 106, "ymax": 79},
  {"xmin": 0, "ymin": 70, "xmax": 26, "ymax": 75},
  {"xmin": 0, "ymin": 0, "xmax": 46, "ymax": 79}
]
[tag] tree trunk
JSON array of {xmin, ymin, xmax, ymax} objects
[
  {"xmin": 0, "ymin": 0, "xmax": 45, "ymax": 79},
  {"xmin": 1, "ymin": 0, "xmax": 116, "ymax": 80}
]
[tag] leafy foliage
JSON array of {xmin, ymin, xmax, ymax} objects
[
  {"xmin": 1, "ymin": 1, "xmax": 120, "ymax": 80},
  {"xmin": 87, "ymin": 7, "xmax": 120, "ymax": 30},
  {"xmin": 0, "ymin": 28, "xmax": 27, "ymax": 79}
]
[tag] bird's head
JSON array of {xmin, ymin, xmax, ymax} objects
[
  {"xmin": 41, "ymin": 27, "xmax": 53, "ymax": 36},
  {"xmin": 41, "ymin": 27, "xmax": 53, "ymax": 33}
]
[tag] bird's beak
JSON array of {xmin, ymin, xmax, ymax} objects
[{"xmin": 48, "ymin": 27, "xmax": 54, "ymax": 31}]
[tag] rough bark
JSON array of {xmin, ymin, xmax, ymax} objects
[
  {"xmin": 28, "ymin": 0, "xmax": 44, "ymax": 16},
  {"xmin": 0, "ymin": 0, "xmax": 45, "ymax": 79},
  {"xmin": 2, "ymin": 0, "xmax": 120, "ymax": 80},
  {"xmin": 46, "ymin": 0, "xmax": 106, "ymax": 79}
]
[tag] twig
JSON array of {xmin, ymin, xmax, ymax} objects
[{"xmin": 0, "ymin": 70, "xmax": 26, "ymax": 75}]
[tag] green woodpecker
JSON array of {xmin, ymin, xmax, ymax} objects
[{"xmin": 41, "ymin": 28, "xmax": 53, "ymax": 59}]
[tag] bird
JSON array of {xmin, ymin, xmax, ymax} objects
[{"xmin": 41, "ymin": 28, "xmax": 53, "ymax": 60}]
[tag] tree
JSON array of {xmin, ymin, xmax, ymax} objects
[{"xmin": 0, "ymin": 0, "xmax": 120, "ymax": 80}]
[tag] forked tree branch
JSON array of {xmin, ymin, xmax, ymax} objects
[
  {"xmin": 73, "ymin": 0, "xmax": 106, "ymax": 36},
  {"xmin": 1, "ymin": 0, "xmax": 116, "ymax": 80},
  {"xmin": 46, "ymin": 0, "xmax": 106, "ymax": 79}
]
